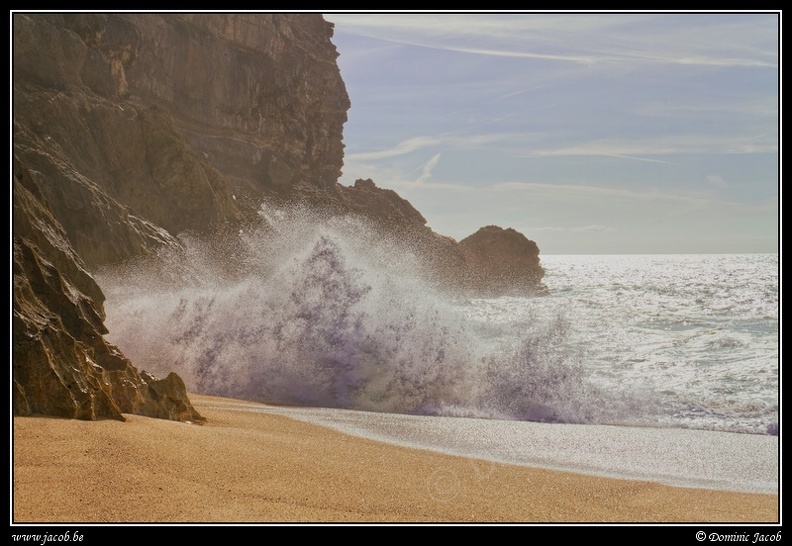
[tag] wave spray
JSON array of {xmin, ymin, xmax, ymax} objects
[{"xmin": 100, "ymin": 205, "xmax": 651, "ymax": 425}]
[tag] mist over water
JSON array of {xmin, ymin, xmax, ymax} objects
[{"xmin": 100, "ymin": 205, "xmax": 655, "ymax": 426}]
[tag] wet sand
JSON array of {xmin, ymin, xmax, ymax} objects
[
  {"xmin": 12, "ymin": 394, "xmax": 778, "ymax": 523},
  {"xmin": 222, "ymin": 399, "xmax": 778, "ymax": 495}
]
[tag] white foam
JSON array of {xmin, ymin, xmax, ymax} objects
[
  {"xmin": 99, "ymin": 207, "xmax": 778, "ymax": 435},
  {"xmin": 200, "ymin": 399, "xmax": 779, "ymax": 495}
]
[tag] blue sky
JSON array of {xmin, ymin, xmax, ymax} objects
[{"xmin": 323, "ymin": 12, "xmax": 779, "ymax": 254}]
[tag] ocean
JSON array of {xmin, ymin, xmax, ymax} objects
[
  {"xmin": 102, "ymin": 211, "xmax": 778, "ymax": 435},
  {"xmin": 480, "ymin": 252, "xmax": 780, "ymax": 436},
  {"xmin": 99, "ymin": 209, "xmax": 779, "ymax": 491}
]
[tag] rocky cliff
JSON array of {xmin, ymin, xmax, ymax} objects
[
  {"xmin": 13, "ymin": 13, "xmax": 350, "ymax": 266},
  {"xmin": 13, "ymin": 159, "xmax": 203, "ymax": 422},
  {"xmin": 13, "ymin": 12, "xmax": 353, "ymax": 420},
  {"xmin": 12, "ymin": 13, "xmax": 544, "ymax": 421}
]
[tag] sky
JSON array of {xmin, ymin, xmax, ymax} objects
[{"xmin": 323, "ymin": 12, "xmax": 779, "ymax": 254}]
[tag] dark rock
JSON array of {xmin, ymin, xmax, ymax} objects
[
  {"xmin": 459, "ymin": 225, "xmax": 546, "ymax": 295},
  {"xmin": 13, "ymin": 13, "xmax": 349, "ymax": 268},
  {"xmin": 12, "ymin": 13, "xmax": 348, "ymax": 422},
  {"xmin": 333, "ymin": 180, "xmax": 545, "ymax": 295},
  {"xmin": 13, "ymin": 171, "xmax": 204, "ymax": 422}
]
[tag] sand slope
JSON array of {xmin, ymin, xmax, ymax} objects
[{"xmin": 12, "ymin": 394, "xmax": 778, "ymax": 523}]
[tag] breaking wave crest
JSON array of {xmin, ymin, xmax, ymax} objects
[{"xmin": 100, "ymin": 205, "xmax": 655, "ymax": 425}]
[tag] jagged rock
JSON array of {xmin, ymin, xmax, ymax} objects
[
  {"xmin": 13, "ymin": 166, "xmax": 204, "ymax": 423},
  {"xmin": 12, "ymin": 13, "xmax": 348, "ymax": 422},
  {"xmin": 12, "ymin": 85, "xmax": 246, "ymax": 267},
  {"xmin": 459, "ymin": 225, "xmax": 546, "ymax": 295},
  {"xmin": 12, "ymin": 381, "xmax": 31, "ymax": 417},
  {"xmin": 334, "ymin": 178, "xmax": 470, "ymax": 290},
  {"xmin": 283, "ymin": 177, "xmax": 546, "ymax": 294},
  {"xmin": 338, "ymin": 178, "xmax": 429, "ymax": 227},
  {"xmin": 110, "ymin": 370, "xmax": 204, "ymax": 423}
]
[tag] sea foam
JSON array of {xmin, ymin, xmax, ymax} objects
[{"xmin": 100, "ymin": 205, "xmax": 648, "ymax": 425}]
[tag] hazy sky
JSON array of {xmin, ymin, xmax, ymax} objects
[{"xmin": 324, "ymin": 12, "xmax": 779, "ymax": 254}]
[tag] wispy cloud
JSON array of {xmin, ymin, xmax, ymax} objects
[
  {"xmin": 527, "ymin": 134, "xmax": 779, "ymax": 158},
  {"xmin": 586, "ymin": 153, "xmax": 677, "ymax": 165},
  {"xmin": 533, "ymin": 224, "xmax": 617, "ymax": 233},
  {"xmin": 414, "ymin": 153, "xmax": 441, "ymax": 185},
  {"xmin": 347, "ymin": 136, "xmax": 442, "ymax": 160},
  {"xmin": 633, "ymin": 97, "xmax": 779, "ymax": 121},
  {"xmin": 487, "ymin": 180, "xmax": 703, "ymax": 202},
  {"xmin": 374, "ymin": 176, "xmax": 762, "ymax": 210},
  {"xmin": 346, "ymin": 127, "xmax": 777, "ymax": 171},
  {"xmin": 486, "ymin": 181, "xmax": 779, "ymax": 215},
  {"xmin": 346, "ymin": 131, "xmax": 534, "ymax": 163},
  {"xmin": 329, "ymin": 12, "xmax": 779, "ymax": 253},
  {"xmin": 327, "ymin": 13, "xmax": 778, "ymax": 69}
]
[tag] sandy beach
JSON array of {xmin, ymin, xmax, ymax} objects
[{"xmin": 12, "ymin": 394, "xmax": 778, "ymax": 523}]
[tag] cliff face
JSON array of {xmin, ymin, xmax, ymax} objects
[
  {"xmin": 13, "ymin": 13, "xmax": 349, "ymax": 267},
  {"xmin": 12, "ymin": 13, "xmax": 545, "ymax": 421},
  {"xmin": 12, "ymin": 13, "xmax": 351, "ymax": 420}
]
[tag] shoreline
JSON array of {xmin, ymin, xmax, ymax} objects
[
  {"xmin": 12, "ymin": 394, "xmax": 779, "ymax": 523},
  {"xmin": 234, "ymin": 398, "xmax": 778, "ymax": 495}
]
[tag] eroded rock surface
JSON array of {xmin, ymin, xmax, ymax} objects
[
  {"xmin": 13, "ymin": 13, "xmax": 352, "ymax": 421},
  {"xmin": 13, "ymin": 168, "xmax": 203, "ymax": 422},
  {"xmin": 13, "ymin": 13, "xmax": 349, "ymax": 267}
]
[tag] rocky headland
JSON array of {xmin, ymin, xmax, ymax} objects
[{"xmin": 12, "ymin": 13, "xmax": 545, "ymax": 421}]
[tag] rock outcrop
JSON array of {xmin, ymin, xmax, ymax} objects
[
  {"xmin": 12, "ymin": 13, "xmax": 545, "ymax": 421},
  {"xmin": 333, "ymin": 179, "xmax": 546, "ymax": 294},
  {"xmin": 459, "ymin": 226, "xmax": 546, "ymax": 296},
  {"xmin": 336, "ymin": 179, "xmax": 470, "ymax": 288},
  {"xmin": 338, "ymin": 178, "xmax": 429, "ymax": 227},
  {"xmin": 13, "ymin": 164, "xmax": 203, "ymax": 422}
]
